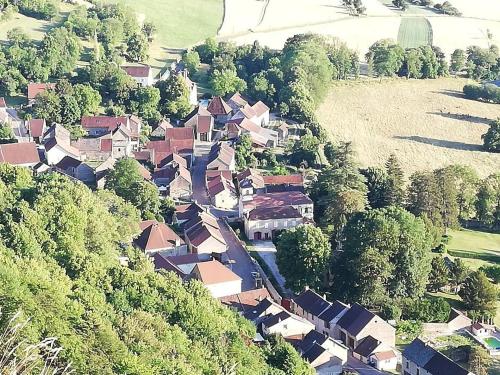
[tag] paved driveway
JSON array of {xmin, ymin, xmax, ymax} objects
[
  {"xmin": 251, "ymin": 241, "xmax": 292, "ymax": 296},
  {"xmin": 218, "ymin": 220, "xmax": 260, "ymax": 292}
]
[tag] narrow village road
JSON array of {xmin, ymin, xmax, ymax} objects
[
  {"xmin": 191, "ymin": 143, "xmax": 211, "ymax": 206},
  {"xmin": 218, "ymin": 219, "xmax": 259, "ymax": 292}
]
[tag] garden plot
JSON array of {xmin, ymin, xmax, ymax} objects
[
  {"xmin": 447, "ymin": 0, "xmax": 500, "ymax": 21},
  {"xmin": 429, "ymin": 17, "xmax": 500, "ymax": 56},
  {"xmin": 230, "ymin": 16, "xmax": 401, "ymax": 56},
  {"xmin": 397, "ymin": 17, "xmax": 433, "ymax": 48},
  {"xmin": 218, "ymin": 0, "xmax": 266, "ymax": 36}
]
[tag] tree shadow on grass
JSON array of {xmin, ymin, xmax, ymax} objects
[
  {"xmin": 432, "ymin": 89, "xmax": 465, "ymax": 99},
  {"xmin": 427, "ymin": 111, "xmax": 492, "ymax": 125},
  {"xmin": 393, "ymin": 135, "xmax": 483, "ymax": 151}
]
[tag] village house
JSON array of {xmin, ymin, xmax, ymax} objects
[
  {"xmin": 236, "ymin": 168, "xmax": 266, "ymax": 200},
  {"xmin": 152, "ymin": 164, "xmax": 192, "ymax": 199},
  {"xmin": 44, "ymin": 137, "xmax": 81, "ymax": 165},
  {"xmin": 207, "ymin": 142, "xmax": 236, "ymax": 171},
  {"xmin": 298, "ymin": 330, "xmax": 348, "ymax": 375},
  {"xmin": 220, "ymin": 288, "xmax": 271, "ymax": 313},
  {"xmin": 226, "ymin": 118, "xmax": 278, "ymax": 148},
  {"xmin": 183, "ymin": 106, "xmax": 214, "ymax": 142},
  {"xmin": 150, "ymin": 118, "xmax": 173, "ymax": 138},
  {"xmin": 27, "ymin": 83, "xmax": 56, "ymax": 104},
  {"xmin": 0, "ymin": 97, "xmax": 23, "ymax": 135},
  {"xmin": 244, "ymin": 297, "xmax": 287, "ymax": 324},
  {"xmin": 122, "ymin": 64, "xmax": 154, "ymax": 86},
  {"xmin": 0, "ymin": 142, "xmax": 40, "ymax": 167},
  {"xmin": 244, "ymin": 206, "xmax": 304, "ymax": 241},
  {"xmin": 207, "ymin": 96, "xmax": 232, "ymax": 123},
  {"xmin": 81, "ymin": 115, "xmax": 141, "ymax": 150},
  {"xmin": 172, "ymin": 202, "xmax": 205, "ymax": 227},
  {"xmin": 291, "ymin": 288, "xmax": 350, "ymax": 338},
  {"xmin": 337, "ymin": 303, "xmax": 396, "ymax": 349},
  {"xmin": 207, "ymin": 174, "xmax": 238, "ymax": 210},
  {"xmin": 152, "ymin": 253, "xmax": 202, "ymax": 277},
  {"xmin": 72, "ymin": 124, "xmax": 133, "ymax": 161},
  {"xmin": 262, "ymin": 310, "xmax": 315, "ymax": 339},
  {"xmin": 183, "ymin": 211, "xmax": 227, "ymax": 259},
  {"xmin": 402, "ymin": 338, "xmax": 472, "ymax": 375},
  {"xmin": 55, "ymin": 156, "xmax": 95, "ymax": 184},
  {"xmin": 262, "ymin": 173, "xmax": 305, "ymax": 193},
  {"xmin": 145, "ymin": 138, "xmax": 194, "ymax": 168},
  {"xmin": 26, "ymin": 119, "xmax": 46, "ymax": 144},
  {"xmin": 241, "ymin": 191, "xmax": 314, "ymax": 219},
  {"xmin": 134, "ymin": 220, "xmax": 187, "ymax": 256},
  {"xmin": 352, "ymin": 335, "xmax": 397, "ymax": 371},
  {"xmin": 191, "ymin": 259, "xmax": 242, "ymax": 298},
  {"xmin": 227, "ymin": 92, "xmax": 270, "ymax": 126}
]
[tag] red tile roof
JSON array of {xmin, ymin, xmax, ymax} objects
[
  {"xmin": 207, "ymin": 96, "xmax": 232, "ymax": 116},
  {"xmin": 81, "ymin": 116, "xmax": 127, "ymax": 130},
  {"xmin": 0, "ymin": 142, "xmax": 40, "ymax": 165},
  {"xmin": 146, "ymin": 140, "xmax": 194, "ymax": 165},
  {"xmin": 27, "ymin": 119, "xmax": 46, "ymax": 138},
  {"xmin": 27, "ymin": 83, "xmax": 55, "ymax": 100},
  {"xmin": 0, "ymin": 97, "xmax": 6, "ymax": 108},
  {"xmin": 122, "ymin": 65, "xmax": 150, "ymax": 78},
  {"xmin": 206, "ymin": 169, "xmax": 233, "ymax": 182},
  {"xmin": 193, "ymin": 260, "xmax": 241, "ymax": 285},
  {"xmin": 135, "ymin": 220, "xmax": 184, "ymax": 252},
  {"xmin": 220, "ymin": 288, "xmax": 271, "ymax": 312},
  {"xmin": 252, "ymin": 101, "xmax": 270, "ymax": 117},
  {"xmin": 373, "ymin": 350, "xmax": 396, "ymax": 361},
  {"xmin": 197, "ymin": 116, "xmax": 213, "ymax": 134},
  {"xmin": 262, "ymin": 174, "xmax": 303, "ymax": 186},
  {"xmin": 165, "ymin": 127, "xmax": 194, "ymax": 141},
  {"xmin": 244, "ymin": 191, "xmax": 312, "ymax": 210}
]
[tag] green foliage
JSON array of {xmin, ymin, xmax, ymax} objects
[
  {"xmin": 14, "ymin": 0, "xmax": 58, "ymax": 20},
  {"xmin": 332, "ymin": 207, "xmax": 432, "ymax": 303},
  {"xmin": 287, "ymin": 129, "xmax": 320, "ymax": 167},
  {"xmin": 0, "ymin": 167, "xmax": 294, "ymax": 374},
  {"xmin": 381, "ymin": 303, "xmax": 402, "ymax": 321},
  {"xmin": 469, "ymin": 344, "xmax": 492, "ymax": 375},
  {"xmin": 459, "ymin": 270, "xmax": 497, "ymax": 317},
  {"xmin": 428, "ymin": 257, "xmax": 450, "ymax": 292},
  {"xmin": 475, "ymin": 173, "xmax": 500, "ymax": 228},
  {"xmin": 396, "ymin": 320, "xmax": 423, "ymax": 340},
  {"xmin": 465, "ymin": 45, "xmax": 500, "ymax": 81},
  {"xmin": 264, "ymin": 335, "xmax": 314, "ymax": 375},
  {"xmin": 0, "ymin": 122, "xmax": 15, "ymax": 143},
  {"xmin": 235, "ymin": 134, "xmax": 255, "ymax": 169},
  {"xmin": 126, "ymin": 33, "xmax": 149, "ymax": 62},
  {"xmin": 275, "ymin": 225, "xmax": 331, "ymax": 293},
  {"xmin": 479, "ymin": 265, "xmax": 500, "ymax": 283},
  {"xmin": 366, "ymin": 39, "xmax": 405, "ymax": 77},
  {"xmin": 482, "ymin": 118, "xmax": 500, "ymax": 152},
  {"xmin": 155, "ymin": 74, "xmax": 192, "ymax": 119},
  {"xmin": 451, "ymin": 49, "xmax": 466, "ymax": 73},
  {"xmin": 210, "ymin": 69, "xmax": 247, "ymax": 96},
  {"xmin": 105, "ymin": 157, "xmax": 161, "ymax": 219},
  {"xmin": 402, "ymin": 297, "xmax": 451, "ymax": 322},
  {"xmin": 182, "ymin": 50, "xmax": 201, "ymax": 76},
  {"xmin": 464, "ymin": 84, "xmax": 500, "ymax": 104}
]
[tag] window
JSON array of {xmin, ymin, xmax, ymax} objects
[{"xmin": 406, "ymin": 362, "xmax": 409, "ymax": 369}]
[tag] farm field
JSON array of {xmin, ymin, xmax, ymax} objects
[
  {"xmin": 449, "ymin": 0, "xmax": 500, "ymax": 21},
  {"xmin": 447, "ymin": 229, "xmax": 500, "ymax": 270},
  {"xmin": 397, "ymin": 17, "xmax": 432, "ymax": 49},
  {"xmin": 316, "ymin": 78, "xmax": 500, "ymax": 178},
  {"xmin": 102, "ymin": 0, "xmax": 223, "ymax": 48}
]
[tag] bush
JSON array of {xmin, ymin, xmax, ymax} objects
[
  {"xmin": 397, "ymin": 320, "xmax": 423, "ymax": 340},
  {"xmin": 402, "ymin": 297, "xmax": 451, "ymax": 322},
  {"xmin": 381, "ymin": 303, "xmax": 402, "ymax": 321},
  {"xmin": 434, "ymin": 243, "xmax": 447, "ymax": 253},
  {"xmin": 463, "ymin": 84, "xmax": 500, "ymax": 104}
]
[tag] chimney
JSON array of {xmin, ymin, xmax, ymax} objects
[{"xmin": 304, "ymin": 286, "xmax": 309, "ymax": 291}]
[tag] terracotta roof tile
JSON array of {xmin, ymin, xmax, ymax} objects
[
  {"xmin": 194, "ymin": 260, "xmax": 241, "ymax": 285},
  {"xmin": 27, "ymin": 83, "xmax": 55, "ymax": 100},
  {"xmin": 27, "ymin": 119, "xmax": 46, "ymax": 138},
  {"xmin": 262, "ymin": 174, "xmax": 303, "ymax": 186},
  {"xmin": 207, "ymin": 96, "xmax": 232, "ymax": 115},
  {"xmin": 134, "ymin": 220, "xmax": 184, "ymax": 252},
  {"xmin": 165, "ymin": 127, "xmax": 194, "ymax": 141},
  {"xmin": 0, "ymin": 142, "xmax": 40, "ymax": 165},
  {"xmin": 122, "ymin": 65, "xmax": 150, "ymax": 78}
]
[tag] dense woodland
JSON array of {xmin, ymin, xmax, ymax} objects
[{"xmin": 0, "ymin": 164, "xmax": 312, "ymax": 374}]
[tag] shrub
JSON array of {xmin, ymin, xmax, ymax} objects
[{"xmin": 463, "ymin": 84, "xmax": 500, "ymax": 104}]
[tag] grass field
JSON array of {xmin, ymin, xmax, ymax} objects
[
  {"xmin": 397, "ymin": 17, "xmax": 432, "ymax": 49},
  {"xmin": 317, "ymin": 78, "xmax": 500, "ymax": 178},
  {"xmin": 447, "ymin": 229, "xmax": 500, "ymax": 270},
  {"xmin": 100, "ymin": 0, "xmax": 223, "ymax": 74}
]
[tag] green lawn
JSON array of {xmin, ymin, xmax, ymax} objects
[
  {"xmin": 103, "ymin": 0, "xmax": 223, "ymax": 68},
  {"xmin": 447, "ymin": 229, "xmax": 500, "ymax": 270},
  {"xmin": 397, "ymin": 17, "xmax": 433, "ymax": 49}
]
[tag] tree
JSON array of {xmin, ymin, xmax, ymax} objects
[
  {"xmin": 235, "ymin": 134, "xmax": 254, "ymax": 169},
  {"xmin": 482, "ymin": 118, "xmax": 500, "ymax": 152},
  {"xmin": 407, "ymin": 170, "xmax": 442, "ymax": 228},
  {"xmin": 287, "ymin": 130, "xmax": 320, "ymax": 167},
  {"xmin": 459, "ymin": 271, "xmax": 497, "ymax": 317},
  {"xmin": 427, "ymin": 257, "xmax": 449, "ymax": 292},
  {"xmin": 194, "ymin": 37, "xmax": 218, "ymax": 64},
  {"xmin": 182, "ymin": 50, "xmax": 201, "ymax": 76},
  {"xmin": 264, "ymin": 335, "xmax": 314, "ymax": 375},
  {"xmin": 60, "ymin": 95, "xmax": 81, "ymax": 125},
  {"xmin": 126, "ymin": 33, "xmax": 149, "ymax": 62},
  {"xmin": 450, "ymin": 49, "xmax": 466, "ymax": 73},
  {"xmin": 210, "ymin": 69, "xmax": 247, "ymax": 96},
  {"xmin": 362, "ymin": 167, "xmax": 389, "ymax": 209},
  {"xmin": 402, "ymin": 297, "xmax": 451, "ymax": 322},
  {"xmin": 275, "ymin": 225, "xmax": 331, "ymax": 292},
  {"xmin": 128, "ymin": 180, "xmax": 161, "ymax": 220},
  {"xmin": 392, "ymin": 0, "xmax": 408, "ymax": 10},
  {"xmin": 384, "ymin": 153, "xmax": 405, "ymax": 207},
  {"xmin": 32, "ymin": 89, "xmax": 61, "ymax": 124},
  {"xmin": 475, "ymin": 174, "xmax": 500, "ymax": 228},
  {"xmin": 0, "ymin": 122, "xmax": 15, "ymax": 143},
  {"xmin": 469, "ymin": 345, "xmax": 492, "ymax": 375},
  {"xmin": 447, "ymin": 165, "xmax": 479, "ymax": 222},
  {"xmin": 155, "ymin": 74, "xmax": 192, "ymax": 119},
  {"xmin": 366, "ymin": 40, "xmax": 405, "ymax": 77},
  {"xmin": 450, "ymin": 258, "xmax": 469, "ymax": 292},
  {"xmin": 479, "ymin": 265, "xmax": 500, "ymax": 284},
  {"xmin": 332, "ymin": 207, "xmax": 432, "ymax": 302},
  {"xmin": 310, "ymin": 161, "xmax": 367, "ymax": 246},
  {"xmin": 73, "ymin": 84, "xmax": 101, "ymax": 116},
  {"xmin": 434, "ymin": 167, "xmax": 459, "ymax": 231}
]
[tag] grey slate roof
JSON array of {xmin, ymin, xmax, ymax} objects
[
  {"xmin": 293, "ymin": 289, "xmax": 331, "ymax": 317},
  {"xmin": 337, "ymin": 303, "xmax": 375, "ymax": 336},
  {"xmin": 353, "ymin": 335, "xmax": 380, "ymax": 358},
  {"xmin": 243, "ymin": 297, "xmax": 274, "ymax": 321},
  {"xmin": 262, "ymin": 310, "xmax": 290, "ymax": 328},
  {"xmin": 403, "ymin": 338, "xmax": 470, "ymax": 375},
  {"xmin": 299, "ymin": 330, "xmax": 328, "ymax": 353},
  {"xmin": 318, "ymin": 300, "xmax": 349, "ymax": 322},
  {"xmin": 302, "ymin": 342, "xmax": 326, "ymax": 363}
]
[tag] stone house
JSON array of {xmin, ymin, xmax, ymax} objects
[{"xmin": 134, "ymin": 220, "xmax": 187, "ymax": 256}]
